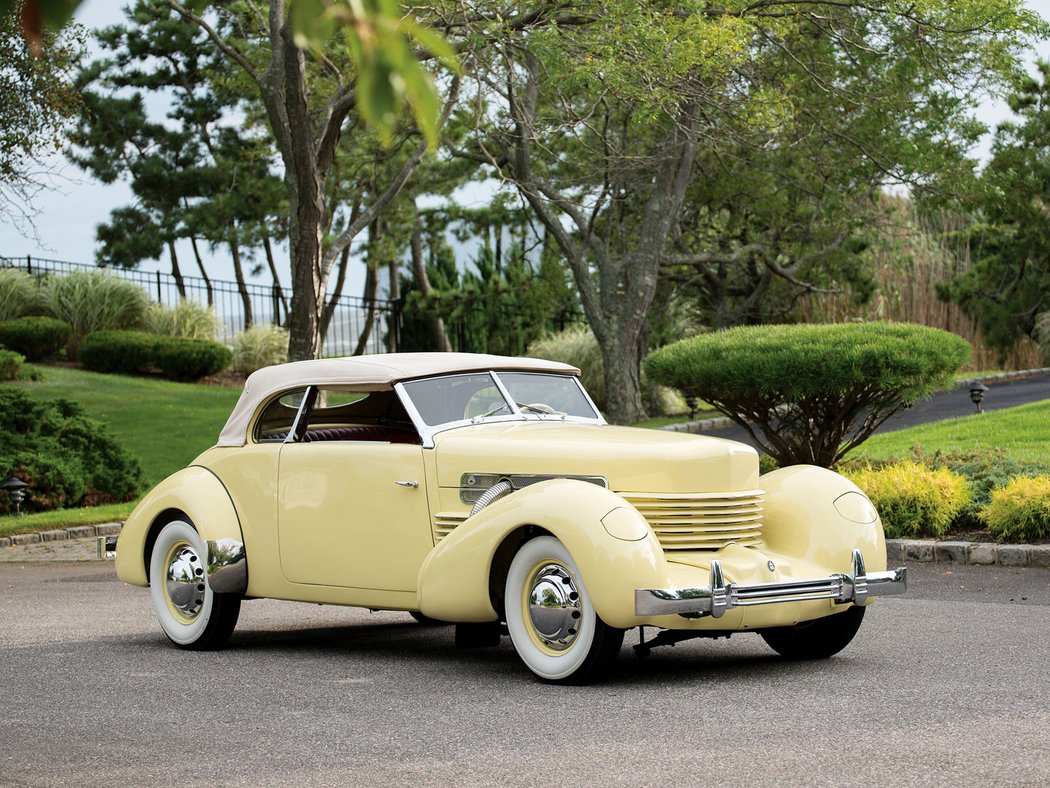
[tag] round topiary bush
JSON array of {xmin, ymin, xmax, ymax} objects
[
  {"xmin": 0, "ymin": 349, "xmax": 24, "ymax": 381},
  {"xmin": 981, "ymin": 475, "xmax": 1050, "ymax": 542},
  {"xmin": 644, "ymin": 322, "xmax": 971, "ymax": 467},
  {"xmin": 0, "ymin": 387, "xmax": 144, "ymax": 514},
  {"xmin": 842, "ymin": 461, "xmax": 971, "ymax": 538},
  {"xmin": 0, "ymin": 316, "xmax": 72, "ymax": 361}
]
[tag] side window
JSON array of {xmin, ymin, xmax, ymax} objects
[
  {"xmin": 254, "ymin": 388, "xmax": 309, "ymax": 443},
  {"xmin": 299, "ymin": 387, "xmax": 421, "ymax": 444}
]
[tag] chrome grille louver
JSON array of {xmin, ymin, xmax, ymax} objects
[
  {"xmin": 432, "ymin": 512, "xmax": 469, "ymax": 543},
  {"xmin": 620, "ymin": 490, "xmax": 765, "ymax": 551}
]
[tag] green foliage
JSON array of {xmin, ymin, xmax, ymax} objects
[
  {"xmin": 152, "ymin": 335, "xmax": 232, "ymax": 382},
  {"xmin": 79, "ymin": 330, "xmax": 157, "ymax": 375},
  {"xmin": 950, "ymin": 63, "xmax": 1050, "ymax": 355},
  {"xmin": 0, "ymin": 316, "xmax": 70, "ymax": 360},
  {"xmin": 645, "ymin": 322, "xmax": 972, "ymax": 467},
  {"xmin": 0, "ymin": 386, "xmax": 144, "ymax": 514},
  {"xmin": 981, "ymin": 475, "xmax": 1050, "ymax": 542},
  {"xmin": 527, "ymin": 325, "xmax": 684, "ymax": 416},
  {"xmin": 145, "ymin": 300, "xmax": 219, "ymax": 340},
  {"xmin": 0, "ymin": 347, "xmax": 23, "ymax": 380},
  {"xmin": 231, "ymin": 324, "xmax": 288, "ymax": 374},
  {"xmin": 40, "ymin": 270, "xmax": 149, "ymax": 358},
  {"xmin": 291, "ymin": 0, "xmax": 459, "ymax": 150},
  {"xmin": 842, "ymin": 461, "xmax": 971, "ymax": 538},
  {"xmin": 0, "ymin": 268, "xmax": 40, "ymax": 320},
  {"xmin": 13, "ymin": 364, "xmax": 240, "ymax": 487},
  {"xmin": 80, "ymin": 330, "xmax": 230, "ymax": 382}
]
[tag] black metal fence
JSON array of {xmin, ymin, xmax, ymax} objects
[{"xmin": 1, "ymin": 254, "xmax": 400, "ymax": 356}]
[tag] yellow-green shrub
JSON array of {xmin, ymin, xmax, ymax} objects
[
  {"xmin": 981, "ymin": 476, "xmax": 1050, "ymax": 542},
  {"xmin": 842, "ymin": 461, "xmax": 971, "ymax": 538}
]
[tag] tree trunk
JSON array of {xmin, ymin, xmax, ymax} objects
[
  {"xmin": 353, "ymin": 255, "xmax": 379, "ymax": 356},
  {"xmin": 263, "ymin": 236, "xmax": 290, "ymax": 323},
  {"xmin": 229, "ymin": 235, "xmax": 254, "ymax": 329},
  {"xmin": 386, "ymin": 245, "xmax": 400, "ymax": 353},
  {"xmin": 167, "ymin": 239, "xmax": 186, "ymax": 298},
  {"xmin": 410, "ymin": 213, "xmax": 453, "ymax": 352},
  {"xmin": 320, "ymin": 244, "xmax": 351, "ymax": 342},
  {"xmin": 189, "ymin": 236, "xmax": 214, "ymax": 305}
]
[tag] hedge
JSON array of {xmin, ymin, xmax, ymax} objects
[
  {"xmin": 645, "ymin": 322, "xmax": 971, "ymax": 467},
  {"xmin": 80, "ymin": 330, "xmax": 231, "ymax": 382},
  {"xmin": 0, "ymin": 316, "xmax": 71, "ymax": 361},
  {"xmin": 842, "ymin": 461, "xmax": 971, "ymax": 538},
  {"xmin": 0, "ymin": 349, "xmax": 24, "ymax": 381}
]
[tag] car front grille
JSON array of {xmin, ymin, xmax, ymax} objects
[
  {"xmin": 432, "ymin": 489, "xmax": 765, "ymax": 551},
  {"xmin": 619, "ymin": 490, "xmax": 765, "ymax": 551}
]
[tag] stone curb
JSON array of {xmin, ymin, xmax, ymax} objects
[
  {"xmin": 887, "ymin": 538, "xmax": 1050, "ymax": 568},
  {"xmin": 0, "ymin": 522, "xmax": 123, "ymax": 550}
]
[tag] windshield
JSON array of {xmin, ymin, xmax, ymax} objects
[{"xmin": 400, "ymin": 371, "xmax": 600, "ymax": 430}]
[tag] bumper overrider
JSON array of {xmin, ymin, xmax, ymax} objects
[{"xmin": 635, "ymin": 549, "xmax": 907, "ymax": 618}]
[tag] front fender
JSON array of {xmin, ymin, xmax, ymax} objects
[
  {"xmin": 759, "ymin": 465, "xmax": 888, "ymax": 575},
  {"xmin": 417, "ymin": 479, "xmax": 667, "ymax": 628},
  {"xmin": 115, "ymin": 465, "xmax": 245, "ymax": 590}
]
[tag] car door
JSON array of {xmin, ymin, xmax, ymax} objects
[{"xmin": 276, "ymin": 388, "xmax": 434, "ymax": 591}]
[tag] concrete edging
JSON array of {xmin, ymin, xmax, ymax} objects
[
  {"xmin": 0, "ymin": 521, "xmax": 122, "ymax": 549},
  {"xmin": 887, "ymin": 538, "xmax": 1050, "ymax": 568}
]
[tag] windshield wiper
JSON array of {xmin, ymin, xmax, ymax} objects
[{"xmin": 471, "ymin": 402, "xmax": 510, "ymax": 423}]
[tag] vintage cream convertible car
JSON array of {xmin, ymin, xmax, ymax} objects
[{"xmin": 113, "ymin": 353, "xmax": 906, "ymax": 683}]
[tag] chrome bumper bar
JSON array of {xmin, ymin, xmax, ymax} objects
[{"xmin": 635, "ymin": 549, "xmax": 907, "ymax": 618}]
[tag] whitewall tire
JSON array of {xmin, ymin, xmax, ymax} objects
[{"xmin": 149, "ymin": 519, "xmax": 240, "ymax": 650}]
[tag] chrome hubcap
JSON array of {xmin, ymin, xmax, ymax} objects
[
  {"xmin": 166, "ymin": 544, "xmax": 206, "ymax": 620},
  {"xmin": 526, "ymin": 563, "xmax": 582, "ymax": 651}
]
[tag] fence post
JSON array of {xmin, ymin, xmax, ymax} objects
[
  {"xmin": 26, "ymin": 254, "xmax": 31, "ymax": 274},
  {"xmin": 155, "ymin": 271, "xmax": 162, "ymax": 303}
]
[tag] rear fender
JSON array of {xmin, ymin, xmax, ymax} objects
[
  {"xmin": 115, "ymin": 466, "xmax": 245, "ymax": 592},
  {"xmin": 417, "ymin": 478, "xmax": 667, "ymax": 628}
]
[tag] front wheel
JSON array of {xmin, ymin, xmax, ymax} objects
[
  {"xmin": 760, "ymin": 605, "xmax": 865, "ymax": 660},
  {"xmin": 504, "ymin": 535, "xmax": 623, "ymax": 684},
  {"xmin": 149, "ymin": 519, "xmax": 240, "ymax": 650}
]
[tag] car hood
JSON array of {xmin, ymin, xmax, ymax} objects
[{"xmin": 432, "ymin": 422, "xmax": 759, "ymax": 493}]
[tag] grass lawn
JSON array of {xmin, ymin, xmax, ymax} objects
[
  {"xmin": 12, "ymin": 365, "xmax": 242, "ymax": 486},
  {"xmin": 0, "ymin": 502, "xmax": 137, "ymax": 539},
  {"xmin": 847, "ymin": 398, "xmax": 1050, "ymax": 464}
]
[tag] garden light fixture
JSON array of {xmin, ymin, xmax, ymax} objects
[
  {"xmin": 969, "ymin": 381, "xmax": 989, "ymax": 413},
  {"xmin": 1, "ymin": 477, "xmax": 29, "ymax": 515}
]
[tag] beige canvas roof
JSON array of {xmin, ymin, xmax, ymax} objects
[{"xmin": 215, "ymin": 352, "xmax": 580, "ymax": 447}]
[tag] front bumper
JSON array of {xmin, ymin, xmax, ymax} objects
[{"xmin": 635, "ymin": 549, "xmax": 907, "ymax": 618}]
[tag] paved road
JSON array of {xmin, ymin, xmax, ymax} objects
[
  {"xmin": 702, "ymin": 370, "xmax": 1050, "ymax": 447},
  {"xmin": 2, "ymin": 561, "xmax": 1048, "ymax": 786}
]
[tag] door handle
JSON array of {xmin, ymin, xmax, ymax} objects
[{"xmin": 395, "ymin": 480, "xmax": 419, "ymax": 489}]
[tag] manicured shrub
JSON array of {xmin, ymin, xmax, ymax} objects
[
  {"xmin": 915, "ymin": 448, "xmax": 1050, "ymax": 529},
  {"xmin": 0, "ymin": 387, "xmax": 144, "ymax": 514},
  {"xmin": 146, "ymin": 300, "xmax": 220, "ymax": 340},
  {"xmin": 232, "ymin": 324, "xmax": 288, "ymax": 374},
  {"xmin": 0, "ymin": 349, "xmax": 24, "ymax": 381},
  {"xmin": 40, "ymin": 270, "xmax": 149, "ymax": 358},
  {"xmin": 0, "ymin": 316, "xmax": 71, "ymax": 361},
  {"xmin": 981, "ymin": 475, "xmax": 1050, "ymax": 542},
  {"xmin": 153, "ymin": 336, "xmax": 232, "ymax": 381},
  {"xmin": 0, "ymin": 268, "xmax": 41, "ymax": 321},
  {"xmin": 528, "ymin": 324, "xmax": 684, "ymax": 416},
  {"xmin": 79, "ymin": 330, "xmax": 158, "ymax": 375},
  {"xmin": 645, "ymin": 322, "xmax": 971, "ymax": 467},
  {"xmin": 842, "ymin": 461, "xmax": 971, "ymax": 538}
]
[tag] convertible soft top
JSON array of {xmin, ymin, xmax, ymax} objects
[{"xmin": 216, "ymin": 352, "xmax": 579, "ymax": 447}]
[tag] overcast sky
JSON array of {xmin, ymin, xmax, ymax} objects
[{"xmin": 3, "ymin": 0, "xmax": 1050, "ymax": 293}]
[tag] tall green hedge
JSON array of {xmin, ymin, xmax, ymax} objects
[
  {"xmin": 80, "ymin": 330, "xmax": 231, "ymax": 382},
  {"xmin": 644, "ymin": 322, "xmax": 971, "ymax": 467}
]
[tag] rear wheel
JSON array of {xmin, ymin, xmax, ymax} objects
[
  {"xmin": 504, "ymin": 535, "xmax": 623, "ymax": 684},
  {"xmin": 149, "ymin": 520, "xmax": 240, "ymax": 650},
  {"xmin": 760, "ymin": 605, "xmax": 865, "ymax": 660}
]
